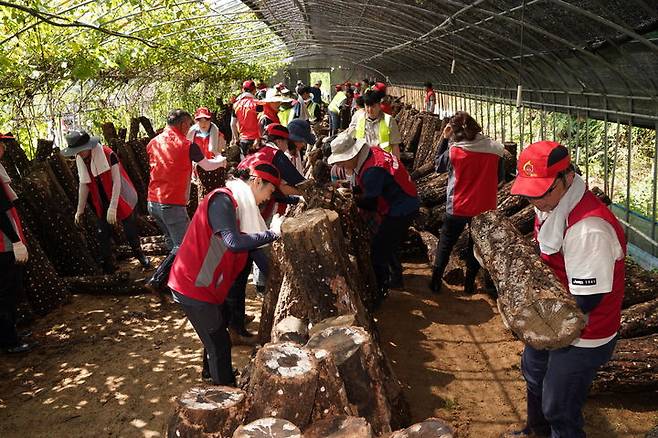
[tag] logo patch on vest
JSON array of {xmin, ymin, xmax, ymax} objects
[{"xmin": 572, "ymin": 277, "xmax": 597, "ymax": 286}]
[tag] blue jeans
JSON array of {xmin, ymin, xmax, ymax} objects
[
  {"xmin": 329, "ymin": 111, "xmax": 340, "ymax": 137},
  {"xmin": 147, "ymin": 202, "xmax": 190, "ymax": 288},
  {"xmin": 522, "ymin": 338, "xmax": 617, "ymax": 438}
]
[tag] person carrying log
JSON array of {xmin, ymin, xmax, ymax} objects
[
  {"xmin": 349, "ymin": 90, "xmax": 402, "ymax": 159},
  {"xmin": 145, "ymin": 110, "xmax": 226, "ymax": 300},
  {"xmin": 504, "ymin": 141, "xmax": 626, "ymax": 438},
  {"xmin": 62, "ymin": 130, "xmax": 150, "ymax": 273},
  {"xmin": 328, "ymin": 130, "xmax": 419, "ymax": 308},
  {"xmin": 0, "ymin": 138, "xmax": 35, "ymax": 354},
  {"xmin": 429, "ymin": 111, "xmax": 506, "ymax": 294},
  {"xmin": 168, "ymin": 162, "xmax": 283, "ymax": 386}
]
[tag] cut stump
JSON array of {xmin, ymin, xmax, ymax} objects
[
  {"xmin": 388, "ymin": 418, "xmax": 455, "ymax": 438},
  {"xmin": 232, "ymin": 418, "xmax": 301, "ymax": 438}
]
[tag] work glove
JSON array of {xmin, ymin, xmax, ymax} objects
[
  {"xmin": 106, "ymin": 206, "xmax": 118, "ymax": 225},
  {"xmin": 270, "ymin": 214, "xmax": 284, "ymax": 237},
  {"xmin": 12, "ymin": 241, "xmax": 28, "ymax": 264},
  {"xmin": 74, "ymin": 212, "xmax": 84, "ymax": 226}
]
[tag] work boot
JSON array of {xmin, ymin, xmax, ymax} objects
[
  {"xmin": 429, "ymin": 268, "xmax": 442, "ymax": 294},
  {"xmin": 229, "ymin": 327, "xmax": 258, "ymax": 346}
]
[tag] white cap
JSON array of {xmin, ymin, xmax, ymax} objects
[{"xmin": 328, "ymin": 129, "xmax": 367, "ymax": 165}]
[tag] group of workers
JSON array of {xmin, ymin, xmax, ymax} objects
[{"xmin": 0, "ymin": 76, "xmax": 626, "ymax": 438}]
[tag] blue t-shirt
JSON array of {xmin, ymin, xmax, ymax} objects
[{"xmin": 359, "ymin": 166, "xmax": 419, "ymax": 217}]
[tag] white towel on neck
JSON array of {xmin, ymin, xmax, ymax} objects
[
  {"xmin": 451, "ymin": 133, "xmax": 505, "ymax": 156},
  {"xmin": 0, "ymin": 163, "xmax": 17, "ymax": 201},
  {"xmin": 76, "ymin": 145, "xmax": 110, "ymax": 184},
  {"xmin": 536, "ymin": 174, "xmax": 587, "ymax": 255},
  {"xmin": 225, "ymin": 178, "xmax": 267, "ymax": 234},
  {"xmin": 187, "ymin": 123, "xmax": 225, "ymax": 155}
]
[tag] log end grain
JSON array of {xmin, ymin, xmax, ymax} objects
[
  {"xmin": 388, "ymin": 418, "xmax": 455, "ymax": 438},
  {"xmin": 232, "ymin": 418, "xmax": 302, "ymax": 438}
]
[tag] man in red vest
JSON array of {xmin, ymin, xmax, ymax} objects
[
  {"xmin": 0, "ymin": 136, "xmax": 34, "ymax": 354},
  {"xmin": 233, "ymin": 80, "xmax": 260, "ymax": 156},
  {"xmin": 424, "ymin": 81, "xmax": 436, "ymax": 113},
  {"xmin": 506, "ymin": 141, "xmax": 626, "ymax": 438},
  {"xmin": 146, "ymin": 110, "xmax": 226, "ymax": 299},
  {"xmin": 62, "ymin": 130, "xmax": 150, "ymax": 273}
]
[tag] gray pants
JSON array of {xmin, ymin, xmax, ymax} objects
[{"xmin": 147, "ymin": 201, "xmax": 190, "ymax": 288}]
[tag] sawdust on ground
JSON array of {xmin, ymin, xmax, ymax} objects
[{"xmin": 0, "ymin": 259, "xmax": 656, "ymax": 437}]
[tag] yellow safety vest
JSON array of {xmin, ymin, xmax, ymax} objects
[
  {"xmin": 356, "ymin": 113, "xmax": 392, "ymax": 152},
  {"xmin": 327, "ymin": 91, "xmax": 346, "ymax": 114},
  {"xmin": 278, "ymin": 107, "xmax": 293, "ymax": 127},
  {"xmin": 307, "ymin": 101, "xmax": 318, "ymax": 122}
]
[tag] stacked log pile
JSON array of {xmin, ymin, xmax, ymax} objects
[{"xmin": 0, "ymin": 118, "xmax": 162, "ymax": 318}]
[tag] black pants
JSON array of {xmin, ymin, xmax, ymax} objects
[
  {"xmin": 178, "ymin": 299, "xmax": 234, "ymax": 386},
  {"xmin": 433, "ymin": 214, "xmax": 480, "ymax": 280},
  {"xmin": 97, "ymin": 212, "xmax": 142, "ymax": 265},
  {"xmin": 0, "ymin": 252, "xmax": 22, "ymax": 348},
  {"xmin": 225, "ymin": 259, "xmax": 252, "ymax": 330},
  {"xmin": 371, "ymin": 213, "xmax": 415, "ymax": 297}
]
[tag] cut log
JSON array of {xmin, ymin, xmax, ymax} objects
[
  {"xmin": 272, "ymin": 316, "xmax": 308, "ymax": 345},
  {"xmin": 309, "ymin": 349, "xmax": 355, "ymax": 422},
  {"xmin": 401, "ymin": 112, "xmax": 422, "ymax": 151},
  {"xmin": 196, "ymin": 167, "xmax": 227, "ymax": 201},
  {"xmin": 101, "ymin": 122, "xmax": 118, "ymax": 142},
  {"xmin": 128, "ymin": 117, "xmax": 142, "ymax": 141},
  {"xmin": 309, "ymin": 314, "xmax": 357, "ymax": 338},
  {"xmin": 273, "ymin": 208, "xmax": 369, "ymax": 331},
  {"xmin": 497, "ymin": 182, "xmax": 528, "ymax": 216},
  {"xmin": 416, "ymin": 173, "xmax": 448, "ymax": 206},
  {"xmin": 246, "ymin": 342, "xmax": 318, "ymax": 428},
  {"xmin": 232, "ymin": 418, "xmax": 301, "ymax": 438},
  {"xmin": 502, "ymin": 142, "xmax": 517, "ymax": 182},
  {"xmin": 306, "ymin": 325, "xmax": 393, "ymax": 435},
  {"xmin": 418, "ymin": 231, "xmax": 438, "ymax": 267},
  {"xmin": 411, "ymin": 162, "xmax": 435, "ymax": 181},
  {"xmin": 0, "ymin": 135, "xmax": 30, "ymax": 180},
  {"xmin": 509, "ymin": 204, "xmax": 535, "ymax": 236},
  {"xmin": 593, "ymin": 334, "xmax": 658, "ymax": 393},
  {"xmin": 413, "ymin": 115, "xmax": 442, "ymax": 170},
  {"xmin": 66, "ymin": 272, "xmax": 147, "ymax": 295},
  {"xmin": 620, "ymin": 298, "xmax": 658, "ymax": 338},
  {"xmin": 258, "ymin": 242, "xmax": 284, "ymax": 344},
  {"xmin": 471, "ymin": 211, "xmax": 586, "ymax": 349},
  {"xmin": 139, "ymin": 116, "xmax": 157, "ymax": 138},
  {"xmin": 304, "ymin": 416, "xmax": 373, "ymax": 438},
  {"xmin": 388, "ymin": 418, "xmax": 455, "ymax": 438},
  {"xmin": 623, "ymin": 258, "xmax": 658, "ymax": 308},
  {"xmin": 167, "ymin": 386, "xmax": 247, "ymax": 438},
  {"xmin": 35, "ymin": 139, "xmax": 54, "ymax": 161}
]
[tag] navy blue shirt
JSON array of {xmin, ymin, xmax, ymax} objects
[{"xmin": 358, "ymin": 160, "xmax": 420, "ymax": 217}]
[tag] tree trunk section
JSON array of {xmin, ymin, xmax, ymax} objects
[
  {"xmin": 258, "ymin": 242, "xmax": 284, "ymax": 344},
  {"xmin": 167, "ymin": 386, "xmax": 247, "ymax": 438},
  {"xmin": 509, "ymin": 204, "xmax": 535, "ymax": 236},
  {"xmin": 232, "ymin": 418, "xmax": 301, "ymax": 438},
  {"xmin": 471, "ymin": 211, "xmax": 586, "ymax": 350},
  {"xmin": 246, "ymin": 342, "xmax": 318, "ymax": 428},
  {"xmin": 272, "ymin": 316, "xmax": 308, "ymax": 345},
  {"xmin": 592, "ymin": 334, "xmax": 658, "ymax": 393},
  {"xmin": 66, "ymin": 272, "xmax": 146, "ymax": 295},
  {"xmin": 623, "ymin": 259, "xmax": 658, "ymax": 308},
  {"xmin": 305, "ymin": 416, "xmax": 373, "ymax": 438},
  {"xmin": 388, "ymin": 418, "xmax": 455, "ymax": 438},
  {"xmin": 416, "ymin": 173, "xmax": 448, "ymax": 207},
  {"xmin": 620, "ymin": 298, "xmax": 658, "ymax": 338}
]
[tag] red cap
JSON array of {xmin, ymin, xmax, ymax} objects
[
  {"xmin": 373, "ymin": 82, "xmax": 387, "ymax": 93},
  {"xmin": 355, "ymin": 82, "xmax": 361, "ymax": 87},
  {"xmin": 194, "ymin": 107, "xmax": 212, "ymax": 120},
  {"xmin": 510, "ymin": 141, "xmax": 571, "ymax": 197},
  {"xmin": 250, "ymin": 160, "xmax": 281, "ymax": 186},
  {"xmin": 265, "ymin": 123, "xmax": 289, "ymax": 140},
  {"xmin": 242, "ymin": 80, "xmax": 256, "ymax": 91}
]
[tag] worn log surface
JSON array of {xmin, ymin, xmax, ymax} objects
[
  {"xmin": 388, "ymin": 418, "xmax": 455, "ymax": 438},
  {"xmin": 0, "ymin": 136, "xmax": 30, "ymax": 180},
  {"xmin": 167, "ymin": 386, "xmax": 247, "ymax": 438},
  {"xmin": 66, "ymin": 272, "xmax": 146, "ymax": 295},
  {"xmin": 196, "ymin": 167, "xmax": 227, "ymax": 201},
  {"xmin": 272, "ymin": 316, "xmax": 308, "ymax": 345},
  {"xmin": 401, "ymin": 111, "xmax": 422, "ymax": 150},
  {"xmin": 413, "ymin": 115, "xmax": 442, "ymax": 170},
  {"xmin": 139, "ymin": 116, "xmax": 157, "ymax": 138},
  {"xmin": 416, "ymin": 173, "xmax": 448, "ymax": 206},
  {"xmin": 258, "ymin": 242, "xmax": 284, "ymax": 344},
  {"xmin": 306, "ymin": 325, "xmax": 393, "ymax": 435},
  {"xmin": 309, "ymin": 349, "xmax": 355, "ymax": 423},
  {"xmin": 471, "ymin": 211, "xmax": 586, "ymax": 349},
  {"xmin": 624, "ymin": 259, "xmax": 658, "ymax": 308},
  {"xmin": 418, "ymin": 231, "xmax": 438, "ymax": 267},
  {"xmin": 246, "ymin": 342, "xmax": 318, "ymax": 427},
  {"xmin": 304, "ymin": 416, "xmax": 373, "ymax": 438},
  {"xmin": 497, "ymin": 182, "xmax": 528, "ymax": 217},
  {"xmin": 232, "ymin": 418, "xmax": 302, "ymax": 438},
  {"xmin": 35, "ymin": 139, "xmax": 54, "ymax": 162},
  {"xmin": 502, "ymin": 142, "xmax": 517, "ymax": 182},
  {"xmin": 620, "ymin": 298, "xmax": 658, "ymax": 338},
  {"xmin": 593, "ymin": 334, "xmax": 658, "ymax": 393},
  {"xmin": 509, "ymin": 204, "xmax": 535, "ymax": 236},
  {"xmin": 309, "ymin": 314, "xmax": 357, "ymax": 338}
]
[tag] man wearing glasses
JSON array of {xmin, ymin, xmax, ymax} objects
[{"xmin": 507, "ymin": 141, "xmax": 626, "ymax": 438}]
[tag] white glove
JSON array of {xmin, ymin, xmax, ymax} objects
[
  {"xmin": 106, "ymin": 206, "xmax": 118, "ymax": 225},
  {"xmin": 270, "ymin": 214, "xmax": 284, "ymax": 236},
  {"xmin": 12, "ymin": 241, "xmax": 28, "ymax": 264},
  {"xmin": 74, "ymin": 212, "xmax": 83, "ymax": 226}
]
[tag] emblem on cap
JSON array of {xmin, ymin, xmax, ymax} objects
[{"xmin": 522, "ymin": 160, "xmax": 536, "ymax": 177}]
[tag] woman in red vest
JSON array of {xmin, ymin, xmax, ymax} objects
[
  {"xmin": 429, "ymin": 112, "xmax": 505, "ymax": 294},
  {"xmin": 62, "ymin": 130, "xmax": 149, "ymax": 273},
  {"xmin": 168, "ymin": 162, "xmax": 283, "ymax": 385}
]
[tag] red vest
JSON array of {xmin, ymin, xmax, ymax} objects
[
  {"xmin": 168, "ymin": 188, "xmax": 249, "ymax": 304},
  {"xmin": 238, "ymin": 145, "xmax": 285, "ymax": 220},
  {"xmin": 425, "ymin": 89, "xmax": 435, "ymax": 103},
  {"xmin": 191, "ymin": 132, "xmax": 213, "ymax": 159},
  {"xmin": 147, "ymin": 127, "xmax": 193, "ymax": 206},
  {"xmin": 534, "ymin": 190, "xmax": 626, "ymax": 340},
  {"xmin": 234, "ymin": 95, "xmax": 260, "ymax": 141},
  {"xmin": 357, "ymin": 147, "xmax": 417, "ymax": 217},
  {"xmin": 86, "ymin": 146, "xmax": 137, "ymax": 220},
  {"xmin": 0, "ymin": 183, "xmax": 25, "ymax": 253},
  {"xmin": 448, "ymin": 147, "xmax": 499, "ymax": 217}
]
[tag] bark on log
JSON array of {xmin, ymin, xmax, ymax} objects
[
  {"xmin": 272, "ymin": 316, "xmax": 308, "ymax": 345},
  {"xmin": 35, "ymin": 139, "xmax": 54, "ymax": 161},
  {"xmin": 413, "ymin": 115, "xmax": 442, "ymax": 170},
  {"xmin": 411, "ymin": 163, "xmax": 435, "ymax": 181},
  {"xmin": 0, "ymin": 136, "xmax": 30, "ymax": 180},
  {"xmin": 497, "ymin": 182, "xmax": 528, "ymax": 217},
  {"xmin": 129, "ymin": 117, "xmax": 142, "ymax": 141},
  {"xmin": 167, "ymin": 386, "xmax": 247, "ymax": 438},
  {"xmin": 416, "ymin": 173, "xmax": 448, "ymax": 206},
  {"xmin": 418, "ymin": 231, "xmax": 439, "ymax": 267},
  {"xmin": 471, "ymin": 211, "xmax": 586, "ymax": 349},
  {"xmin": 101, "ymin": 122, "xmax": 118, "ymax": 142},
  {"xmin": 593, "ymin": 334, "xmax": 658, "ymax": 393},
  {"xmin": 388, "ymin": 418, "xmax": 455, "ymax": 438},
  {"xmin": 502, "ymin": 142, "xmax": 517, "ymax": 182},
  {"xmin": 196, "ymin": 168, "xmax": 227, "ymax": 201},
  {"xmin": 66, "ymin": 272, "xmax": 146, "ymax": 295},
  {"xmin": 509, "ymin": 204, "xmax": 535, "ymax": 236},
  {"xmin": 620, "ymin": 298, "xmax": 658, "ymax": 338},
  {"xmin": 139, "ymin": 116, "xmax": 157, "ymax": 138},
  {"xmin": 259, "ymin": 242, "xmax": 284, "ymax": 344},
  {"xmin": 305, "ymin": 325, "xmax": 393, "ymax": 435},
  {"xmin": 305, "ymin": 416, "xmax": 373, "ymax": 438},
  {"xmin": 401, "ymin": 112, "xmax": 422, "ymax": 151},
  {"xmin": 246, "ymin": 342, "xmax": 318, "ymax": 428},
  {"xmin": 309, "ymin": 349, "xmax": 355, "ymax": 422},
  {"xmin": 126, "ymin": 138, "xmax": 151, "ymax": 186},
  {"xmin": 272, "ymin": 208, "xmax": 370, "ymax": 331},
  {"xmin": 623, "ymin": 259, "xmax": 658, "ymax": 308},
  {"xmin": 232, "ymin": 418, "xmax": 301, "ymax": 438}
]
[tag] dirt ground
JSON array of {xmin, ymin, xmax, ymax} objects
[{"xmin": 0, "ymin": 259, "xmax": 656, "ymax": 437}]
